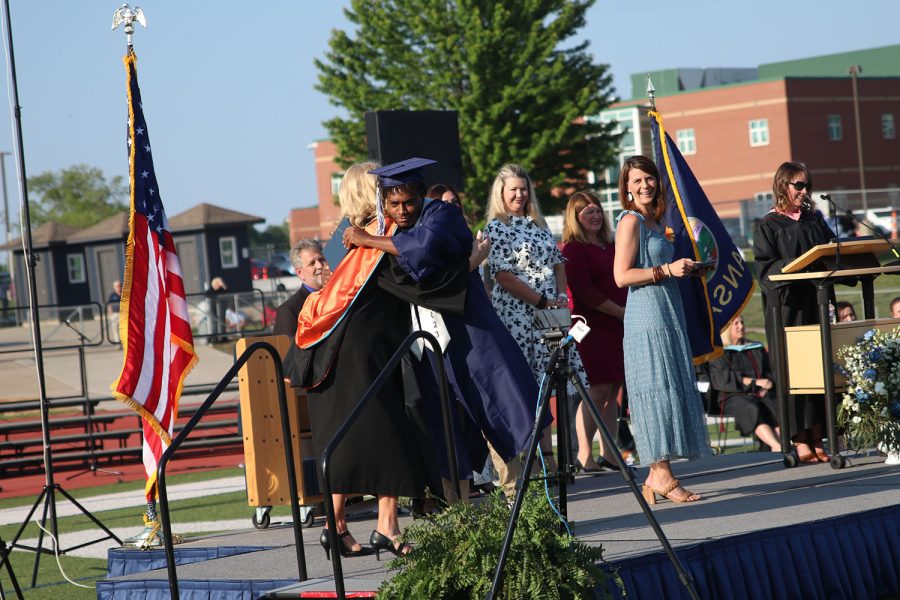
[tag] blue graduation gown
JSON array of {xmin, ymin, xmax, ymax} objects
[{"xmin": 392, "ymin": 200, "xmax": 543, "ymax": 462}]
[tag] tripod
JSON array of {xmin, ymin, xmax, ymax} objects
[
  {"xmin": 488, "ymin": 331, "xmax": 701, "ymax": 600},
  {"xmin": 64, "ymin": 318, "xmax": 123, "ymax": 481},
  {"xmin": 0, "ymin": 536, "xmax": 24, "ymax": 600},
  {"xmin": 2, "ymin": 1, "xmax": 121, "ymax": 586}
]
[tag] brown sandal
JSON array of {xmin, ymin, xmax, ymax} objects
[{"xmin": 641, "ymin": 479, "xmax": 701, "ymax": 505}]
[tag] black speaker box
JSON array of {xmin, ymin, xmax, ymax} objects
[{"xmin": 365, "ymin": 110, "xmax": 464, "ymax": 192}]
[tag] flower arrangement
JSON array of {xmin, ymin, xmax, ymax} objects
[{"xmin": 836, "ymin": 327, "xmax": 900, "ymax": 454}]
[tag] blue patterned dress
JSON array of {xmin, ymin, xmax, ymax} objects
[{"xmin": 617, "ymin": 211, "xmax": 711, "ymax": 464}]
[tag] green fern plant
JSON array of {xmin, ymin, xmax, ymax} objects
[{"xmin": 377, "ymin": 484, "xmax": 613, "ymax": 599}]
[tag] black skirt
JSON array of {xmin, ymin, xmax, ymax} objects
[{"xmin": 306, "ymin": 278, "xmax": 427, "ymax": 498}]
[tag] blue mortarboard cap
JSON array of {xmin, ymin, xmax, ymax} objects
[{"xmin": 368, "ymin": 157, "xmax": 437, "ymax": 187}]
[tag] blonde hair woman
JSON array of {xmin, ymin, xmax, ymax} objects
[
  {"xmin": 484, "ymin": 163, "xmax": 590, "ymax": 476},
  {"xmin": 338, "ymin": 161, "xmax": 379, "ymax": 227},
  {"xmin": 304, "ymin": 162, "xmax": 427, "ymax": 560}
]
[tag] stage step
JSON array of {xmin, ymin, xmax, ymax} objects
[{"xmin": 106, "ymin": 545, "xmax": 272, "ymax": 577}]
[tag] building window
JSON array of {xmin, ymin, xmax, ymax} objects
[
  {"xmin": 67, "ymin": 254, "xmax": 86, "ymax": 284},
  {"xmin": 676, "ymin": 129, "xmax": 696, "ymax": 155},
  {"xmin": 219, "ymin": 236, "xmax": 238, "ymax": 269},
  {"xmin": 749, "ymin": 119, "xmax": 769, "ymax": 147},
  {"xmin": 827, "ymin": 115, "xmax": 842, "ymax": 141},
  {"xmin": 330, "ymin": 173, "xmax": 343, "ymax": 197},
  {"xmin": 882, "ymin": 113, "xmax": 896, "ymax": 140}
]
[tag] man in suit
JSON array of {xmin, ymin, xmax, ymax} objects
[{"xmin": 273, "ymin": 239, "xmax": 327, "ymax": 337}]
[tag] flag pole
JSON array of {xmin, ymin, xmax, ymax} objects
[
  {"xmin": 646, "ymin": 75, "xmax": 658, "ymax": 151},
  {"xmin": 1, "ymin": 0, "xmax": 121, "ymax": 587}
]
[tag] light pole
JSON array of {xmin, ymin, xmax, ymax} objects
[
  {"xmin": 849, "ymin": 65, "xmax": 867, "ymax": 212},
  {"xmin": 0, "ymin": 150, "xmax": 10, "ymax": 269}
]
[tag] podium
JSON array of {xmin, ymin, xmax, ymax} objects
[
  {"xmin": 768, "ymin": 238, "xmax": 900, "ymax": 469},
  {"xmin": 236, "ymin": 335, "xmax": 322, "ymax": 528}
]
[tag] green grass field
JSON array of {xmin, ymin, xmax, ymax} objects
[{"xmin": 726, "ymin": 255, "xmax": 900, "ymax": 346}]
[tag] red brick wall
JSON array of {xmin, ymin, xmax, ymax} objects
[{"xmin": 638, "ymin": 77, "xmax": 900, "ymax": 217}]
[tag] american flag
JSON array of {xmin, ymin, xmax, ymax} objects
[{"xmin": 112, "ymin": 52, "xmax": 198, "ymax": 501}]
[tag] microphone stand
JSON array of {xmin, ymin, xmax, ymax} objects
[
  {"xmin": 820, "ymin": 194, "xmax": 844, "ymax": 270},
  {"xmin": 63, "ymin": 318, "xmax": 123, "ymax": 480},
  {"xmin": 829, "ymin": 198, "xmax": 900, "ymax": 267},
  {"xmin": 3, "ymin": 1, "xmax": 121, "ymax": 583}
]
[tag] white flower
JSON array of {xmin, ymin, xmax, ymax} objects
[
  {"xmin": 852, "ymin": 416, "xmax": 862, "ymax": 424},
  {"xmin": 874, "ymin": 381, "xmax": 887, "ymax": 396},
  {"xmin": 842, "ymin": 396, "xmax": 854, "ymax": 408}
]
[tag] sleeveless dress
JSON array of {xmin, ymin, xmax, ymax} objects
[{"xmin": 616, "ymin": 211, "xmax": 711, "ymax": 464}]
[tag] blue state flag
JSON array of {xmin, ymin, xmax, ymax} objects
[{"xmin": 649, "ymin": 110, "xmax": 755, "ymax": 364}]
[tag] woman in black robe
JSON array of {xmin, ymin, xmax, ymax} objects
[
  {"xmin": 753, "ymin": 161, "xmax": 834, "ymax": 463},
  {"xmin": 708, "ymin": 314, "xmax": 781, "ymax": 452}
]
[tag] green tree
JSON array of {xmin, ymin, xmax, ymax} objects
[
  {"xmin": 28, "ymin": 164, "xmax": 127, "ymax": 228},
  {"xmin": 249, "ymin": 223, "xmax": 290, "ymax": 251},
  {"xmin": 315, "ymin": 0, "xmax": 620, "ymax": 219}
]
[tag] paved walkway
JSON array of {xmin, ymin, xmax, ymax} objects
[{"xmin": 2, "ymin": 476, "xmax": 251, "ymax": 560}]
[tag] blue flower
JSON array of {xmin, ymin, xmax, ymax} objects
[
  {"xmin": 855, "ymin": 389, "xmax": 869, "ymax": 402},
  {"xmin": 869, "ymin": 349, "xmax": 883, "ymax": 362},
  {"xmin": 892, "ymin": 402, "xmax": 900, "ymax": 418},
  {"xmin": 863, "ymin": 369, "xmax": 877, "ymax": 381},
  {"xmin": 863, "ymin": 329, "xmax": 876, "ymax": 341}
]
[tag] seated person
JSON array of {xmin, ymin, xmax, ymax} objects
[
  {"xmin": 708, "ymin": 315, "xmax": 782, "ymax": 452},
  {"xmin": 892, "ymin": 296, "xmax": 900, "ymax": 319},
  {"xmin": 273, "ymin": 239, "xmax": 327, "ymax": 337},
  {"xmin": 835, "ymin": 301, "xmax": 856, "ymax": 322},
  {"xmin": 225, "ymin": 307, "xmax": 246, "ymax": 332}
]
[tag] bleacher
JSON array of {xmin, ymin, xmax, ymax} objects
[{"xmin": 0, "ymin": 386, "xmax": 242, "ymax": 477}]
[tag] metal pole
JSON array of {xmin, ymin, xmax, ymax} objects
[
  {"xmin": 1, "ymin": 0, "xmax": 60, "ymax": 553},
  {"xmin": 0, "ymin": 151, "xmax": 10, "ymax": 270},
  {"xmin": 849, "ymin": 65, "xmax": 867, "ymax": 212}
]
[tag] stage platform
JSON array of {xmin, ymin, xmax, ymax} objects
[{"xmin": 96, "ymin": 452, "xmax": 900, "ymax": 599}]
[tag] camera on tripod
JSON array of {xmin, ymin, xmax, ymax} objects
[
  {"xmin": 534, "ymin": 308, "xmax": 590, "ymax": 345},
  {"xmin": 533, "ymin": 308, "xmax": 572, "ymax": 342}
]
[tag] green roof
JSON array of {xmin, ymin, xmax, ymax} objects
[{"xmin": 759, "ymin": 44, "xmax": 900, "ymax": 78}]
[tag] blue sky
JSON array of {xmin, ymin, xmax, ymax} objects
[{"xmin": 1, "ymin": 0, "xmax": 898, "ymax": 251}]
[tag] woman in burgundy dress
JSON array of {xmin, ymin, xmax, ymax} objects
[{"xmin": 562, "ymin": 191, "xmax": 627, "ymax": 472}]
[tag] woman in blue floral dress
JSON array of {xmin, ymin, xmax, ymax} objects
[{"xmin": 613, "ymin": 155, "xmax": 711, "ymax": 505}]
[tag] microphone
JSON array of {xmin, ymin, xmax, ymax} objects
[{"xmin": 824, "ymin": 195, "xmax": 900, "ymax": 267}]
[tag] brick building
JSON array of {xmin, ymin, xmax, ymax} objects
[{"xmin": 596, "ymin": 44, "xmax": 900, "ymax": 240}]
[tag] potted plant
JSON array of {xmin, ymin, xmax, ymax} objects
[
  {"xmin": 377, "ymin": 485, "xmax": 615, "ymax": 599},
  {"xmin": 836, "ymin": 327, "xmax": 900, "ymax": 463}
]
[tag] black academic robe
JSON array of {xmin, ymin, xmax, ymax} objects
[
  {"xmin": 753, "ymin": 210, "xmax": 834, "ymax": 434},
  {"xmin": 272, "ymin": 286, "xmax": 312, "ymax": 338}
]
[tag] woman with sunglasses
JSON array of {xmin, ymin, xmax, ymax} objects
[{"xmin": 753, "ymin": 161, "xmax": 835, "ymax": 464}]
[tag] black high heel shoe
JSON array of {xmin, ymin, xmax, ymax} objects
[
  {"xmin": 369, "ymin": 529, "xmax": 410, "ymax": 561},
  {"xmin": 319, "ymin": 529, "xmax": 370, "ymax": 560}
]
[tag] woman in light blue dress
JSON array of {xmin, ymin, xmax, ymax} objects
[{"xmin": 613, "ymin": 155, "xmax": 712, "ymax": 505}]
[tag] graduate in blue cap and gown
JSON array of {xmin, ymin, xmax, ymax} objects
[{"xmin": 344, "ymin": 158, "xmax": 545, "ymax": 496}]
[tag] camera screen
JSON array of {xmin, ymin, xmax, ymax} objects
[{"xmin": 533, "ymin": 308, "xmax": 572, "ymax": 330}]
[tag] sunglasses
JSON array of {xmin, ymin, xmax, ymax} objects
[{"xmin": 788, "ymin": 181, "xmax": 810, "ymax": 191}]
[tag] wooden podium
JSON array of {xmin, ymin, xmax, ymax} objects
[
  {"xmin": 236, "ymin": 335, "xmax": 322, "ymax": 528},
  {"xmin": 768, "ymin": 237, "xmax": 900, "ymax": 468}
]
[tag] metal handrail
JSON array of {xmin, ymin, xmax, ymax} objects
[
  {"xmin": 321, "ymin": 330, "xmax": 461, "ymax": 600},
  {"xmin": 156, "ymin": 341, "xmax": 306, "ymax": 599}
]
